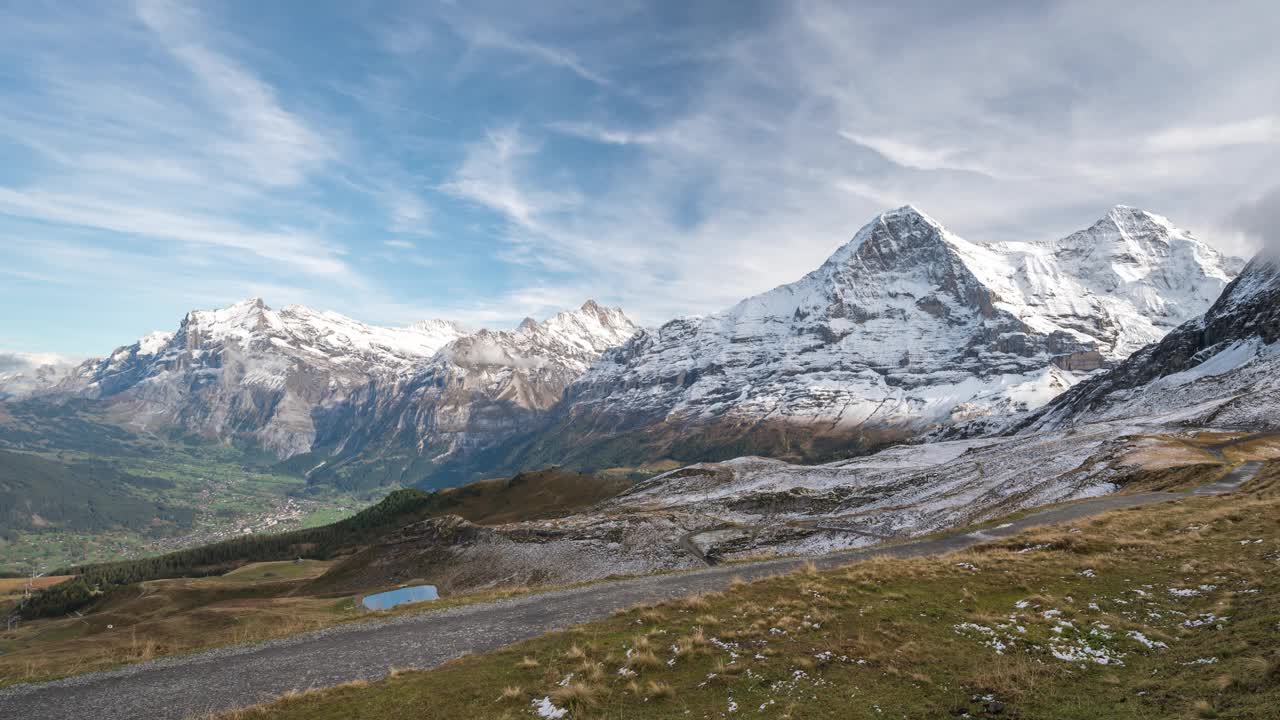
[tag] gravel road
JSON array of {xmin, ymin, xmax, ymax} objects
[{"xmin": 0, "ymin": 461, "xmax": 1261, "ymax": 720}]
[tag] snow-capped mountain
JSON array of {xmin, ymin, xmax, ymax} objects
[
  {"xmin": 435, "ymin": 300, "xmax": 638, "ymax": 411},
  {"xmin": 517, "ymin": 206, "xmax": 1239, "ymax": 469},
  {"xmin": 52, "ymin": 298, "xmax": 470, "ymax": 457},
  {"xmin": 311, "ymin": 300, "xmax": 639, "ymax": 488},
  {"xmin": 1025, "ymin": 251, "xmax": 1280, "ymax": 430},
  {"xmin": 43, "ymin": 298, "xmax": 635, "ymax": 473},
  {"xmin": 991, "ymin": 206, "xmax": 1242, "ymax": 360},
  {"xmin": 0, "ymin": 351, "xmax": 78, "ymax": 400},
  {"xmin": 4, "ymin": 206, "xmax": 1244, "ymax": 488}
]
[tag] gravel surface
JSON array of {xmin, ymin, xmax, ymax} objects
[{"xmin": 0, "ymin": 461, "xmax": 1260, "ymax": 720}]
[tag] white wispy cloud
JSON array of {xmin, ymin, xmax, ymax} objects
[
  {"xmin": 135, "ymin": 0, "xmax": 334, "ymax": 187},
  {"xmin": 838, "ymin": 131, "xmax": 1006, "ymax": 178},
  {"xmin": 547, "ymin": 121, "xmax": 661, "ymax": 146},
  {"xmin": 0, "ymin": 188, "xmax": 351, "ymax": 277},
  {"xmin": 1145, "ymin": 116, "xmax": 1280, "ymax": 153},
  {"xmin": 462, "ymin": 23, "xmax": 610, "ymax": 86},
  {"xmin": 439, "ymin": 127, "xmax": 581, "ymax": 235}
]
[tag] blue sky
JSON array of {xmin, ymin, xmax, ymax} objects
[{"xmin": 2, "ymin": 0, "xmax": 1278, "ymax": 357}]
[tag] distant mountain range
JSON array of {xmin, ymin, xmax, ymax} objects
[
  {"xmin": 505, "ymin": 205, "xmax": 1241, "ymax": 469},
  {"xmin": 0, "ymin": 205, "xmax": 1246, "ymax": 489}
]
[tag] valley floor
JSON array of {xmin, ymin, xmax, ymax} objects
[{"xmin": 1, "ymin": 462, "xmax": 1274, "ymax": 720}]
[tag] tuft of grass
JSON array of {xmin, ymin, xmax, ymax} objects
[
  {"xmin": 679, "ymin": 594, "xmax": 712, "ymax": 612},
  {"xmin": 550, "ymin": 681, "xmax": 600, "ymax": 709},
  {"xmin": 563, "ymin": 644, "xmax": 588, "ymax": 661},
  {"xmin": 626, "ymin": 650, "xmax": 661, "ymax": 672},
  {"xmin": 643, "ymin": 680, "xmax": 674, "ymax": 701},
  {"xmin": 637, "ymin": 608, "xmax": 665, "ymax": 625}
]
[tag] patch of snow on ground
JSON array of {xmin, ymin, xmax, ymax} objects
[{"xmin": 531, "ymin": 696, "xmax": 567, "ymax": 719}]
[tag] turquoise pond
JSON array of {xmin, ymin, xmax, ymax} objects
[{"xmin": 360, "ymin": 585, "xmax": 439, "ymax": 611}]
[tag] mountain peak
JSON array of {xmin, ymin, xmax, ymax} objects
[
  {"xmin": 881, "ymin": 204, "xmax": 940, "ymax": 226},
  {"xmin": 1099, "ymin": 205, "xmax": 1176, "ymax": 238},
  {"xmin": 411, "ymin": 318, "xmax": 468, "ymax": 334},
  {"xmin": 184, "ymin": 297, "xmax": 280, "ymax": 341},
  {"xmin": 821, "ymin": 204, "xmax": 958, "ymax": 273},
  {"xmin": 234, "ymin": 297, "xmax": 270, "ymax": 311}
]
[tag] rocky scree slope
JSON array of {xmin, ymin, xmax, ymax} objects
[
  {"xmin": 1025, "ymin": 252, "xmax": 1280, "ymax": 430},
  {"xmin": 319, "ymin": 418, "xmax": 1183, "ymax": 592},
  {"xmin": 514, "ymin": 205, "xmax": 1238, "ymax": 470}
]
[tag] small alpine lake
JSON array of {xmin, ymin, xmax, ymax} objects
[{"xmin": 360, "ymin": 584, "xmax": 439, "ymax": 611}]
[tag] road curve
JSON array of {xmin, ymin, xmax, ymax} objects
[{"xmin": 0, "ymin": 461, "xmax": 1261, "ymax": 720}]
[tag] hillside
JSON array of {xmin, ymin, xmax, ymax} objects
[
  {"xmin": 0, "ymin": 449, "xmax": 191, "ymax": 537},
  {"xmin": 220, "ymin": 462, "xmax": 1280, "ymax": 720},
  {"xmin": 16, "ymin": 468, "xmax": 629, "ymax": 619}
]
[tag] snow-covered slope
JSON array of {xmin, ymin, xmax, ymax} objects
[
  {"xmin": 528, "ymin": 206, "xmax": 1238, "ymax": 468},
  {"xmin": 358, "ymin": 418, "xmax": 1217, "ymax": 591},
  {"xmin": 1026, "ymin": 252, "xmax": 1280, "ymax": 430},
  {"xmin": 38, "ymin": 298, "xmax": 637, "ymax": 487},
  {"xmin": 992, "ymin": 206, "xmax": 1240, "ymax": 360}
]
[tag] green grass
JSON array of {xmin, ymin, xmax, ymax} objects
[
  {"xmin": 0, "ymin": 398, "xmax": 381, "ymax": 573},
  {"xmin": 221, "ymin": 465, "xmax": 1280, "ymax": 720},
  {"xmin": 299, "ymin": 507, "xmax": 356, "ymax": 529},
  {"xmin": 214, "ymin": 560, "xmax": 333, "ymax": 583},
  {"xmin": 0, "ymin": 441, "xmax": 367, "ymax": 573}
]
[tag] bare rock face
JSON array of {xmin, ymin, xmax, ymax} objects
[{"xmin": 515, "ymin": 206, "xmax": 1238, "ymax": 468}]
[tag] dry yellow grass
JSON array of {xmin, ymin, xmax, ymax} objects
[
  {"xmin": 549, "ymin": 680, "xmax": 600, "ymax": 709},
  {"xmin": 643, "ymin": 680, "xmax": 675, "ymax": 700},
  {"xmin": 562, "ymin": 644, "xmax": 587, "ymax": 661},
  {"xmin": 626, "ymin": 650, "xmax": 662, "ymax": 672}
]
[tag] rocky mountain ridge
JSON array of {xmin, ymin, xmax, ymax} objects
[
  {"xmin": 16, "ymin": 298, "xmax": 636, "ymax": 484},
  {"xmin": 1024, "ymin": 251, "xmax": 1280, "ymax": 430},
  {"xmin": 2, "ymin": 205, "xmax": 1243, "ymax": 488},
  {"xmin": 510, "ymin": 205, "xmax": 1239, "ymax": 470}
]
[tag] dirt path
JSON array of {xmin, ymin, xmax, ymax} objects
[{"xmin": 0, "ymin": 462, "xmax": 1261, "ymax": 720}]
